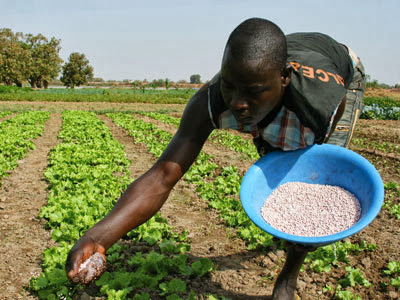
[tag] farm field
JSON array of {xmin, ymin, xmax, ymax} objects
[{"xmin": 0, "ymin": 98, "xmax": 399, "ymax": 300}]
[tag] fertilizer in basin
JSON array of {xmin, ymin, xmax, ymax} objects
[
  {"xmin": 260, "ymin": 182, "xmax": 361, "ymax": 237},
  {"xmin": 240, "ymin": 144, "xmax": 384, "ymax": 246}
]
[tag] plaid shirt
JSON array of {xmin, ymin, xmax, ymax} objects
[{"xmin": 217, "ymin": 106, "xmax": 318, "ymax": 151}]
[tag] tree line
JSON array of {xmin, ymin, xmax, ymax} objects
[
  {"xmin": 129, "ymin": 75, "xmax": 202, "ymax": 91},
  {"xmin": 0, "ymin": 28, "xmax": 93, "ymax": 88},
  {"xmin": 365, "ymin": 75, "xmax": 400, "ymax": 89},
  {"xmin": 0, "ymin": 28, "xmax": 204, "ymax": 90}
]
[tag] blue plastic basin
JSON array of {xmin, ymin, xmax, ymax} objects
[{"xmin": 240, "ymin": 144, "xmax": 384, "ymax": 247}]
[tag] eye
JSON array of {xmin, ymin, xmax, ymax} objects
[
  {"xmin": 248, "ymin": 87, "xmax": 269, "ymax": 98},
  {"xmin": 250, "ymin": 90, "xmax": 262, "ymax": 98}
]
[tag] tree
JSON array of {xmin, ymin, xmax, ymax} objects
[
  {"xmin": 0, "ymin": 29, "xmax": 63, "ymax": 88},
  {"xmin": 24, "ymin": 33, "xmax": 63, "ymax": 88},
  {"xmin": 60, "ymin": 52, "xmax": 94, "ymax": 88},
  {"xmin": 190, "ymin": 74, "xmax": 201, "ymax": 84},
  {"xmin": 151, "ymin": 78, "xmax": 164, "ymax": 88},
  {"xmin": 0, "ymin": 28, "xmax": 30, "ymax": 87},
  {"xmin": 131, "ymin": 80, "xmax": 141, "ymax": 90}
]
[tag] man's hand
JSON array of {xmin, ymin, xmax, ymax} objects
[{"xmin": 66, "ymin": 235, "xmax": 107, "ymax": 285}]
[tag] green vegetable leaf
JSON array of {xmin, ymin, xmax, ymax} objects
[{"xmin": 192, "ymin": 258, "xmax": 213, "ymax": 277}]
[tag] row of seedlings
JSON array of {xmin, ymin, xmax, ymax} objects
[
  {"xmin": 0, "ymin": 111, "xmax": 50, "ymax": 183},
  {"xmin": 31, "ymin": 111, "xmax": 213, "ymax": 300}
]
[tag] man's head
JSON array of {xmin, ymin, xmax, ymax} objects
[{"xmin": 220, "ymin": 18, "xmax": 291, "ymax": 126}]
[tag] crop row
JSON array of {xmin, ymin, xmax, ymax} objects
[
  {"xmin": 363, "ymin": 97, "xmax": 400, "ymax": 109},
  {"xmin": 31, "ymin": 111, "xmax": 214, "ymax": 300},
  {"xmin": 0, "ymin": 111, "xmax": 50, "ymax": 183},
  {"xmin": 361, "ymin": 104, "xmax": 400, "ymax": 120},
  {"xmin": 0, "ymin": 87, "xmax": 195, "ymax": 104},
  {"xmin": 39, "ymin": 111, "xmax": 132, "ymax": 242},
  {"xmin": 31, "ymin": 110, "xmax": 132, "ymax": 299},
  {"xmin": 2, "ymin": 86, "xmax": 400, "ymax": 111},
  {"xmin": 351, "ymin": 138, "xmax": 400, "ymax": 155},
  {"xmin": 383, "ymin": 182, "xmax": 400, "ymax": 220},
  {"xmin": 361, "ymin": 96, "xmax": 400, "ymax": 120}
]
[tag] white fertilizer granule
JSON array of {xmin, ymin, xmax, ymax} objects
[
  {"xmin": 72, "ymin": 252, "xmax": 106, "ymax": 285},
  {"xmin": 261, "ymin": 182, "xmax": 361, "ymax": 237}
]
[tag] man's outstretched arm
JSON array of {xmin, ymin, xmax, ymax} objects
[{"xmin": 66, "ymin": 83, "xmax": 214, "ymax": 283}]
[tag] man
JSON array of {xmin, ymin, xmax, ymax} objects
[{"xmin": 66, "ymin": 18, "xmax": 365, "ymax": 298}]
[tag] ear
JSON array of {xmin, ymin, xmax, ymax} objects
[{"xmin": 280, "ymin": 63, "xmax": 291, "ymax": 87}]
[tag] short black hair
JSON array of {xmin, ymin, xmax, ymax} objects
[{"xmin": 225, "ymin": 18, "xmax": 287, "ymax": 70}]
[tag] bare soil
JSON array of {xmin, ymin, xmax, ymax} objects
[
  {"xmin": 365, "ymin": 88, "xmax": 400, "ymax": 101},
  {"xmin": 0, "ymin": 101, "xmax": 185, "ymax": 114},
  {"xmin": 0, "ymin": 114, "xmax": 61, "ymax": 299},
  {"xmin": 0, "ymin": 103, "xmax": 399, "ymax": 300}
]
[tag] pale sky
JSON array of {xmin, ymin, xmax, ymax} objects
[{"xmin": 2, "ymin": 0, "xmax": 399, "ymax": 85}]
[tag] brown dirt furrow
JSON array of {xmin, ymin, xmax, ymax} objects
[
  {"xmin": 352, "ymin": 120, "xmax": 400, "ymax": 146},
  {"xmin": 349, "ymin": 148, "xmax": 400, "ymax": 184},
  {"xmin": 97, "ymin": 114, "xmax": 276, "ymax": 299},
  {"xmin": 0, "ymin": 113, "xmax": 61, "ymax": 299},
  {"xmin": 349, "ymin": 146, "xmax": 400, "ymax": 161}
]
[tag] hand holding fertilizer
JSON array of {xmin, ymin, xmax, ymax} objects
[{"xmin": 71, "ymin": 252, "xmax": 106, "ymax": 285}]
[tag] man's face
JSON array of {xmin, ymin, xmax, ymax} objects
[{"xmin": 220, "ymin": 49, "xmax": 290, "ymax": 126}]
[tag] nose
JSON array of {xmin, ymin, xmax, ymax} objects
[{"xmin": 230, "ymin": 93, "xmax": 249, "ymax": 113}]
